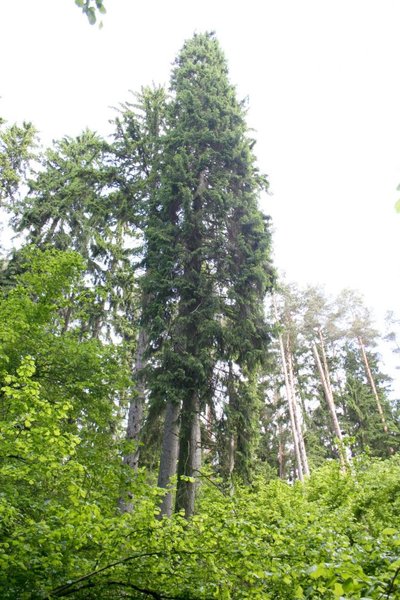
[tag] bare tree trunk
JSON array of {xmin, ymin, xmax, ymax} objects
[
  {"xmin": 224, "ymin": 362, "xmax": 237, "ymax": 478},
  {"xmin": 227, "ymin": 433, "xmax": 235, "ymax": 478},
  {"xmin": 203, "ymin": 402, "xmax": 213, "ymax": 457},
  {"xmin": 358, "ymin": 336, "xmax": 389, "ymax": 434},
  {"xmin": 157, "ymin": 399, "xmax": 181, "ymax": 517},
  {"xmin": 175, "ymin": 392, "xmax": 201, "ymax": 518},
  {"xmin": 287, "ymin": 349, "xmax": 310, "ymax": 477},
  {"xmin": 278, "ymin": 336, "xmax": 304, "ymax": 480},
  {"xmin": 273, "ymin": 296, "xmax": 304, "ymax": 481},
  {"xmin": 313, "ymin": 341, "xmax": 347, "ymax": 468},
  {"xmin": 278, "ymin": 423, "xmax": 286, "ymax": 479},
  {"xmin": 119, "ymin": 328, "xmax": 148, "ymax": 513},
  {"xmin": 124, "ymin": 328, "xmax": 148, "ymax": 470}
]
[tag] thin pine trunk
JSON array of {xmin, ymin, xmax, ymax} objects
[
  {"xmin": 225, "ymin": 362, "xmax": 237, "ymax": 478},
  {"xmin": 358, "ymin": 336, "xmax": 389, "ymax": 434},
  {"xmin": 279, "ymin": 335, "xmax": 303, "ymax": 480},
  {"xmin": 287, "ymin": 349, "xmax": 310, "ymax": 477},
  {"xmin": 278, "ymin": 423, "xmax": 286, "ymax": 479},
  {"xmin": 313, "ymin": 341, "xmax": 347, "ymax": 468},
  {"xmin": 273, "ymin": 296, "xmax": 304, "ymax": 481}
]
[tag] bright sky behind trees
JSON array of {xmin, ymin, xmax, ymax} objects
[{"xmin": 1, "ymin": 0, "xmax": 399, "ymax": 389}]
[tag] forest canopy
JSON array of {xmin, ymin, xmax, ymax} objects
[{"xmin": 0, "ymin": 32, "xmax": 399, "ymax": 599}]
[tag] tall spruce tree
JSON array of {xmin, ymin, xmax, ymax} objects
[{"xmin": 142, "ymin": 33, "xmax": 274, "ymax": 516}]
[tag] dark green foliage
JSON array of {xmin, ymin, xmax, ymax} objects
[
  {"xmin": 340, "ymin": 344, "xmax": 399, "ymax": 456},
  {"xmin": 5, "ymin": 129, "xmax": 141, "ymax": 341},
  {"xmin": 0, "ymin": 118, "xmax": 37, "ymax": 208},
  {"xmin": 142, "ymin": 33, "xmax": 274, "ymax": 496}
]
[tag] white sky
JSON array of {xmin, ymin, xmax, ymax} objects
[{"xmin": 1, "ymin": 0, "xmax": 399, "ymax": 389}]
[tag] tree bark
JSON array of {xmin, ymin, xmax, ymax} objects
[
  {"xmin": 313, "ymin": 341, "xmax": 347, "ymax": 468},
  {"xmin": 287, "ymin": 349, "xmax": 310, "ymax": 477},
  {"xmin": 224, "ymin": 362, "xmax": 237, "ymax": 478},
  {"xmin": 358, "ymin": 336, "xmax": 389, "ymax": 434},
  {"xmin": 278, "ymin": 423, "xmax": 286, "ymax": 480},
  {"xmin": 119, "ymin": 327, "xmax": 148, "ymax": 513},
  {"xmin": 273, "ymin": 296, "xmax": 304, "ymax": 481},
  {"xmin": 157, "ymin": 399, "xmax": 181, "ymax": 517},
  {"xmin": 123, "ymin": 327, "xmax": 148, "ymax": 471},
  {"xmin": 175, "ymin": 392, "xmax": 201, "ymax": 517}
]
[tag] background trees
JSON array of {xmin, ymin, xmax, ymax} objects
[{"xmin": 266, "ymin": 283, "xmax": 399, "ymax": 478}]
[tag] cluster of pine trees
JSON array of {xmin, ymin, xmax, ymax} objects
[
  {"xmin": 263, "ymin": 285, "xmax": 398, "ymax": 480},
  {"xmin": 1, "ymin": 33, "xmax": 399, "ymax": 599}
]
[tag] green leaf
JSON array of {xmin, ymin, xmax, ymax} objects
[
  {"xmin": 294, "ymin": 585, "xmax": 304, "ymax": 599},
  {"xmin": 342, "ymin": 578, "xmax": 355, "ymax": 593},
  {"xmin": 86, "ymin": 7, "xmax": 96, "ymax": 24},
  {"xmin": 309, "ymin": 564, "xmax": 328, "ymax": 579},
  {"xmin": 333, "ymin": 582, "xmax": 344, "ymax": 597},
  {"xmin": 382, "ymin": 527, "xmax": 397, "ymax": 535},
  {"xmin": 395, "ymin": 198, "xmax": 400, "ymax": 212}
]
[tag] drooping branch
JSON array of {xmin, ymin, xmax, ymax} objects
[
  {"xmin": 47, "ymin": 550, "xmax": 217, "ymax": 598},
  {"xmin": 47, "ymin": 552, "xmax": 165, "ymax": 597}
]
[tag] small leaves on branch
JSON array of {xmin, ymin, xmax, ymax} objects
[{"xmin": 74, "ymin": 0, "xmax": 106, "ymax": 25}]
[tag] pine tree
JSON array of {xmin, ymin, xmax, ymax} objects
[
  {"xmin": 340, "ymin": 343, "xmax": 397, "ymax": 456},
  {"xmin": 142, "ymin": 33, "xmax": 274, "ymax": 516},
  {"xmin": 0, "ymin": 118, "xmax": 37, "ymax": 209}
]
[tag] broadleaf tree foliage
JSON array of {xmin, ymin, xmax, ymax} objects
[{"xmin": 74, "ymin": 0, "xmax": 106, "ymax": 25}]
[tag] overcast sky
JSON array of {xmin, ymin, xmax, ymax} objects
[{"xmin": 1, "ymin": 0, "xmax": 399, "ymax": 388}]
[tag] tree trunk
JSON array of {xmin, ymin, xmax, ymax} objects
[
  {"xmin": 287, "ymin": 349, "xmax": 310, "ymax": 477},
  {"xmin": 313, "ymin": 341, "xmax": 347, "ymax": 468},
  {"xmin": 278, "ymin": 423, "xmax": 286, "ymax": 479},
  {"xmin": 273, "ymin": 296, "xmax": 304, "ymax": 481},
  {"xmin": 175, "ymin": 392, "xmax": 201, "ymax": 518},
  {"xmin": 123, "ymin": 327, "xmax": 148, "ymax": 471},
  {"xmin": 358, "ymin": 336, "xmax": 389, "ymax": 434},
  {"xmin": 119, "ymin": 327, "xmax": 148, "ymax": 513},
  {"xmin": 223, "ymin": 362, "xmax": 237, "ymax": 478},
  {"xmin": 157, "ymin": 399, "xmax": 181, "ymax": 517}
]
